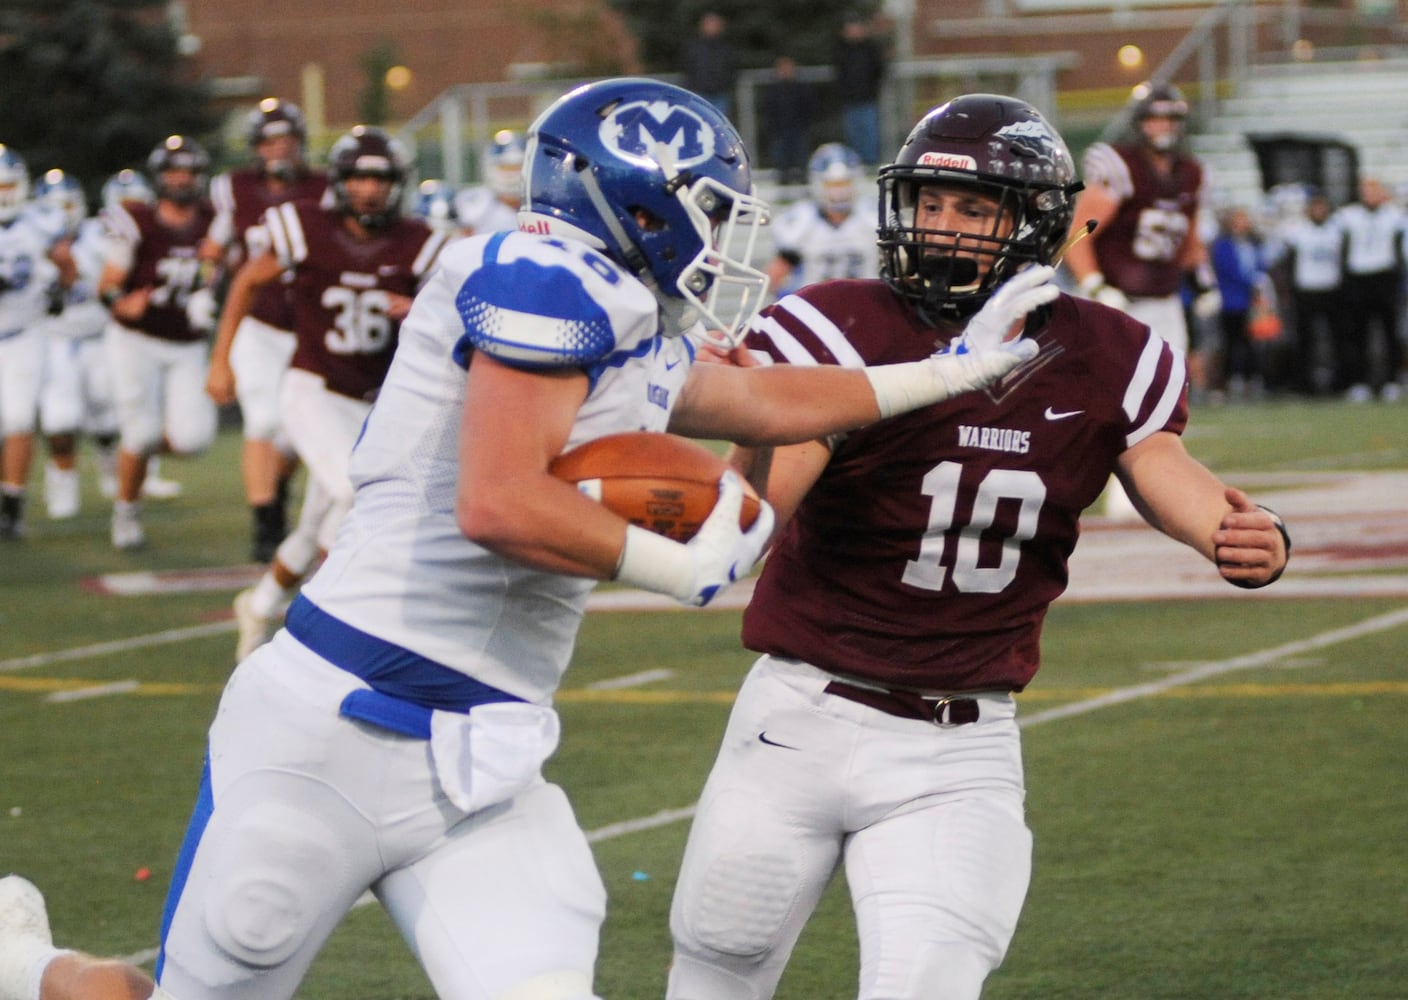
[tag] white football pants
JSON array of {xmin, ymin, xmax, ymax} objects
[
  {"xmin": 669, "ymin": 656, "xmax": 1032, "ymax": 1000},
  {"xmin": 157, "ymin": 634, "xmax": 606, "ymax": 1000}
]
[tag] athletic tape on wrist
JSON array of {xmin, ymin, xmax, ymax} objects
[
  {"xmin": 863, "ymin": 360, "xmax": 951, "ymax": 420},
  {"xmin": 612, "ymin": 524, "xmax": 694, "ymax": 601}
]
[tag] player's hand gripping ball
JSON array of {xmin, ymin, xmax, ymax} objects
[{"xmin": 550, "ymin": 432, "xmax": 762, "ymax": 543}]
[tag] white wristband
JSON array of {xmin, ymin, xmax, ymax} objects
[
  {"xmin": 863, "ymin": 360, "xmax": 952, "ymax": 420},
  {"xmin": 1079, "ymin": 272, "xmax": 1107, "ymax": 296},
  {"xmin": 612, "ymin": 524, "xmax": 694, "ymax": 601}
]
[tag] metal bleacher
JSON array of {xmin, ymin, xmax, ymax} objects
[{"xmin": 1189, "ymin": 55, "xmax": 1408, "ymax": 210}]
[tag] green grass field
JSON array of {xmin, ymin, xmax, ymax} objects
[{"xmin": 2, "ymin": 397, "xmax": 1406, "ymax": 999}]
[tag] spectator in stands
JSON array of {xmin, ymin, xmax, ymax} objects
[
  {"xmin": 1210, "ymin": 206, "xmax": 1274, "ymax": 400},
  {"xmin": 1266, "ymin": 189, "xmax": 1345, "ymax": 395},
  {"xmin": 1334, "ymin": 177, "xmax": 1405, "ymax": 402},
  {"xmin": 682, "ymin": 11, "xmax": 740, "ymax": 120},
  {"xmin": 832, "ymin": 13, "xmax": 887, "ymax": 165},
  {"xmin": 761, "ymin": 54, "xmax": 815, "ymax": 185}
]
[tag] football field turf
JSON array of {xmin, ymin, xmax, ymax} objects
[{"xmin": 2, "ymin": 398, "xmax": 1405, "ymax": 998}]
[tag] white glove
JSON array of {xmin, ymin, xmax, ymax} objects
[
  {"xmin": 613, "ymin": 470, "xmax": 776, "ymax": 607},
  {"xmin": 1079, "ymin": 272, "xmax": 1131, "ymax": 312},
  {"xmin": 865, "ymin": 265, "xmax": 1051, "ymax": 418},
  {"xmin": 186, "ymin": 287, "xmax": 217, "ymax": 333}
]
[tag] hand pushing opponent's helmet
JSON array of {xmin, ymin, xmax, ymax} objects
[
  {"xmin": 519, "ymin": 77, "xmax": 770, "ymax": 342},
  {"xmin": 878, "ymin": 93, "xmax": 1080, "ymax": 318}
]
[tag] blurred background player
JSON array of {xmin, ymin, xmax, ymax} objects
[
  {"xmin": 411, "ymin": 177, "xmax": 461, "ymax": 237},
  {"xmin": 0, "ymin": 145, "xmax": 70, "ymax": 539},
  {"xmin": 1066, "ymin": 80, "xmax": 1208, "ymax": 361},
  {"xmin": 1064, "ymin": 80, "xmax": 1208, "ymax": 518},
  {"xmin": 1265, "ymin": 188, "xmax": 1345, "ymax": 396},
  {"xmin": 452, "ymin": 129, "xmax": 525, "ymax": 236},
  {"xmin": 202, "ymin": 97, "xmax": 329, "ymax": 561},
  {"xmin": 766, "ymin": 142, "xmax": 879, "ymax": 299},
  {"xmin": 98, "ymin": 135, "xmax": 217, "ymax": 550},
  {"xmin": 32, "ymin": 169, "xmax": 120, "ymax": 520},
  {"xmin": 209, "ymin": 126, "xmax": 450, "ymax": 661},
  {"xmin": 97, "ymin": 170, "xmax": 183, "ymax": 504},
  {"xmin": 1333, "ymin": 176, "xmax": 1405, "ymax": 402}
]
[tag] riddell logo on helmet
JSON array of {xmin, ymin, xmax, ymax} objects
[{"xmin": 918, "ymin": 152, "xmax": 977, "ymax": 169}]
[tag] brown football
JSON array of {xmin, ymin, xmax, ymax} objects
[{"xmin": 550, "ymin": 432, "xmax": 762, "ymax": 543}]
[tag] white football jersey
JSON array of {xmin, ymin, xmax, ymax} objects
[
  {"xmin": 454, "ymin": 185, "xmax": 519, "ymax": 236},
  {"xmin": 771, "ymin": 199, "xmax": 879, "ymax": 295},
  {"xmin": 0, "ymin": 206, "xmax": 64, "ymax": 336},
  {"xmin": 36, "ymin": 217, "xmax": 110, "ymax": 341},
  {"xmin": 302, "ymin": 230, "xmax": 692, "ymax": 704}
]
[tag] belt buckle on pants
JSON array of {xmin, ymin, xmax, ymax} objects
[{"xmin": 927, "ymin": 694, "xmax": 980, "ymax": 727}]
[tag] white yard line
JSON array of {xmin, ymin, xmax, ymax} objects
[{"xmin": 0, "ymin": 622, "xmax": 234, "ymax": 674}]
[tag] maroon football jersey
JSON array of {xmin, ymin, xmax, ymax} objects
[
  {"xmin": 1087, "ymin": 142, "xmax": 1203, "ymax": 298},
  {"xmin": 211, "ymin": 167, "xmax": 328, "ymax": 330},
  {"xmin": 740, "ymin": 280, "xmax": 1189, "ymax": 692},
  {"xmin": 262, "ymin": 201, "xmax": 448, "ymax": 401},
  {"xmin": 108, "ymin": 201, "xmax": 215, "ymax": 343}
]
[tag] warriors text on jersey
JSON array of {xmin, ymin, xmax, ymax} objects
[
  {"xmin": 103, "ymin": 200, "xmax": 216, "ymax": 342},
  {"xmin": 261, "ymin": 201, "xmax": 449, "ymax": 401},
  {"xmin": 208, "ymin": 167, "xmax": 329, "ymax": 329},
  {"xmin": 301, "ymin": 230, "xmax": 694, "ymax": 703},
  {"xmin": 740, "ymin": 279, "xmax": 1188, "ymax": 692},
  {"xmin": 1082, "ymin": 141, "xmax": 1203, "ymax": 297}
]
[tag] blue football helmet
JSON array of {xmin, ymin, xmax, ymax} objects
[
  {"xmin": 0, "ymin": 145, "xmax": 30, "ymax": 224},
  {"xmin": 808, "ymin": 143, "xmax": 863, "ymax": 216},
  {"xmin": 485, "ymin": 129, "xmax": 527, "ymax": 201},
  {"xmin": 33, "ymin": 168, "xmax": 87, "ymax": 233},
  {"xmin": 102, "ymin": 168, "xmax": 155, "ymax": 210},
  {"xmin": 413, "ymin": 178, "xmax": 459, "ymax": 234},
  {"xmin": 519, "ymin": 77, "xmax": 770, "ymax": 343}
]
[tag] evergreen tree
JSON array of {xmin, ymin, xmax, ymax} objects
[{"xmin": 0, "ymin": 0, "xmax": 215, "ymax": 200}]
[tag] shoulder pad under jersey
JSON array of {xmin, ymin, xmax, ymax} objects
[
  {"xmin": 1081, "ymin": 142, "xmax": 1134, "ymax": 200},
  {"xmin": 453, "ymin": 231, "xmax": 658, "ymax": 369}
]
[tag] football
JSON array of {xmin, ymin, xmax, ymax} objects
[{"xmin": 550, "ymin": 432, "xmax": 762, "ymax": 543}]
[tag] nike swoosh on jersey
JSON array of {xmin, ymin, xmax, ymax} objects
[
  {"xmin": 757, "ymin": 731, "xmax": 800, "ymax": 750},
  {"xmin": 1044, "ymin": 406, "xmax": 1085, "ymax": 420}
]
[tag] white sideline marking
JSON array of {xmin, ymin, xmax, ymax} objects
[{"xmin": 1017, "ymin": 606, "xmax": 1408, "ymax": 728}]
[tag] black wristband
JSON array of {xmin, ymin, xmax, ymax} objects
[
  {"xmin": 100, "ymin": 287, "xmax": 121, "ymax": 309},
  {"xmin": 1226, "ymin": 504, "xmax": 1290, "ymax": 589}
]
